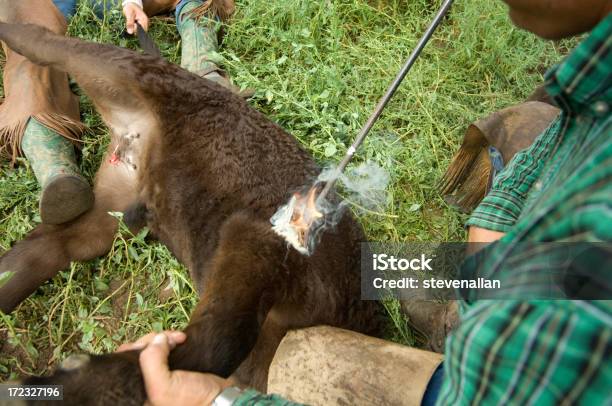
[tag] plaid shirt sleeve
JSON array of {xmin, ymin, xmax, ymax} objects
[
  {"xmin": 437, "ymin": 300, "xmax": 612, "ymax": 405},
  {"xmin": 441, "ymin": 12, "xmax": 612, "ymax": 406},
  {"xmin": 465, "ymin": 116, "xmax": 561, "ymax": 232}
]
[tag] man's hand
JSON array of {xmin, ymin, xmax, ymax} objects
[
  {"xmin": 117, "ymin": 331, "xmax": 232, "ymax": 406},
  {"xmin": 123, "ymin": 3, "xmax": 149, "ymax": 35}
]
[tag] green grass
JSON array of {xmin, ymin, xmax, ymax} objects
[{"xmin": 0, "ymin": 0, "xmax": 573, "ymax": 380}]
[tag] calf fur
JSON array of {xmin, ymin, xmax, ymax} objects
[{"xmin": 0, "ymin": 22, "xmax": 383, "ymax": 403}]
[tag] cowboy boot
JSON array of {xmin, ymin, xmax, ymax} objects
[
  {"xmin": 401, "ymin": 300, "xmax": 459, "ymax": 353},
  {"xmin": 268, "ymin": 326, "xmax": 443, "ymax": 405},
  {"xmin": 0, "ymin": 0, "xmax": 90, "ymax": 224},
  {"xmin": 21, "ymin": 118, "xmax": 94, "ymax": 225},
  {"xmin": 175, "ymin": 0, "xmax": 253, "ymax": 97},
  {"xmin": 439, "ymin": 100, "xmax": 559, "ymax": 212}
]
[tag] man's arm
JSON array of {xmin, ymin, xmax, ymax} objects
[
  {"xmin": 437, "ymin": 300, "xmax": 611, "ymax": 405},
  {"xmin": 118, "ymin": 331, "xmax": 303, "ymax": 406},
  {"xmin": 467, "ymin": 227, "xmax": 505, "ymax": 243},
  {"xmin": 466, "ymin": 226, "xmax": 505, "ymax": 255}
]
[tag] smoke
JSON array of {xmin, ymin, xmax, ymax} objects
[
  {"xmin": 270, "ymin": 160, "xmax": 390, "ymax": 255},
  {"xmin": 321, "ymin": 160, "xmax": 390, "ymax": 211}
]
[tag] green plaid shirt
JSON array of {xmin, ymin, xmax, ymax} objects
[
  {"xmin": 441, "ymin": 13, "xmax": 612, "ymax": 406},
  {"xmin": 234, "ymin": 389, "xmax": 302, "ymax": 406},
  {"xmin": 232, "ymin": 13, "xmax": 612, "ymax": 406}
]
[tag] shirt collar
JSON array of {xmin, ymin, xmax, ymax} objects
[{"xmin": 544, "ymin": 12, "xmax": 612, "ymax": 117}]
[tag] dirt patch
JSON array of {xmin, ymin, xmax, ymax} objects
[
  {"xmin": 106, "ymin": 279, "xmax": 132, "ymax": 332},
  {"xmin": 0, "ymin": 330, "xmax": 55, "ymax": 380}
]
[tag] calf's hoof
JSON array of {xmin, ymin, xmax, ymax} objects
[{"xmin": 401, "ymin": 300, "xmax": 459, "ymax": 353}]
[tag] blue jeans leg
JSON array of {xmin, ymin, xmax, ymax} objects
[
  {"xmin": 53, "ymin": 0, "xmax": 78, "ymax": 18},
  {"xmin": 175, "ymin": 0, "xmax": 203, "ymax": 24},
  {"xmin": 422, "ymin": 363, "xmax": 445, "ymax": 406},
  {"xmin": 53, "ymin": 0, "xmax": 119, "ymax": 20}
]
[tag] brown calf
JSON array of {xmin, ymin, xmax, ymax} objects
[{"xmin": 0, "ymin": 21, "xmax": 383, "ymax": 403}]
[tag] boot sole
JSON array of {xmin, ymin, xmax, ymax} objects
[{"xmin": 40, "ymin": 175, "xmax": 94, "ymax": 225}]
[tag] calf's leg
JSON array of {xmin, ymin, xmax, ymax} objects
[
  {"xmin": 0, "ymin": 148, "xmax": 139, "ymax": 313},
  {"xmin": 18, "ymin": 211, "xmax": 291, "ymax": 405},
  {"xmin": 0, "ymin": 22, "xmax": 161, "ymax": 312},
  {"xmin": 231, "ymin": 314, "xmax": 290, "ymax": 391},
  {"xmin": 168, "ymin": 211, "xmax": 289, "ymax": 377}
]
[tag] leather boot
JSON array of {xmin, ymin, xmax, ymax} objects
[
  {"xmin": 401, "ymin": 300, "xmax": 459, "ymax": 353},
  {"xmin": 22, "ymin": 118, "xmax": 93, "ymax": 224},
  {"xmin": 176, "ymin": 0, "xmax": 253, "ymax": 97},
  {"xmin": 0, "ymin": 0, "xmax": 89, "ymax": 223},
  {"xmin": 439, "ymin": 100, "xmax": 559, "ymax": 212},
  {"xmin": 268, "ymin": 326, "xmax": 444, "ymax": 405}
]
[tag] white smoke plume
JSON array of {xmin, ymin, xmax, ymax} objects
[
  {"xmin": 321, "ymin": 160, "xmax": 390, "ymax": 211},
  {"xmin": 270, "ymin": 160, "xmax": 390, "ymax": 255}
]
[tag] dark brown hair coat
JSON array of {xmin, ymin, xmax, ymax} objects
[{"xmin": 0, "ymin": 20, "xmax": 383, "ymax": 404}]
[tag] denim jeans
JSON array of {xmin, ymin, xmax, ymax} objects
[
  {"xmin": 52, "ymin": 0, "xmax": 119, "ymax": 19},
  {"xmin": 53, "ymin": 0, "xmax": 78, "ymax": 17},
  {"xmin": 422, "ymin": 363, "xmax": 444, "ymax": 406},
  {"xmin": 174, "ymin": 0, "xmax": 203, "ymax": 24}
]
